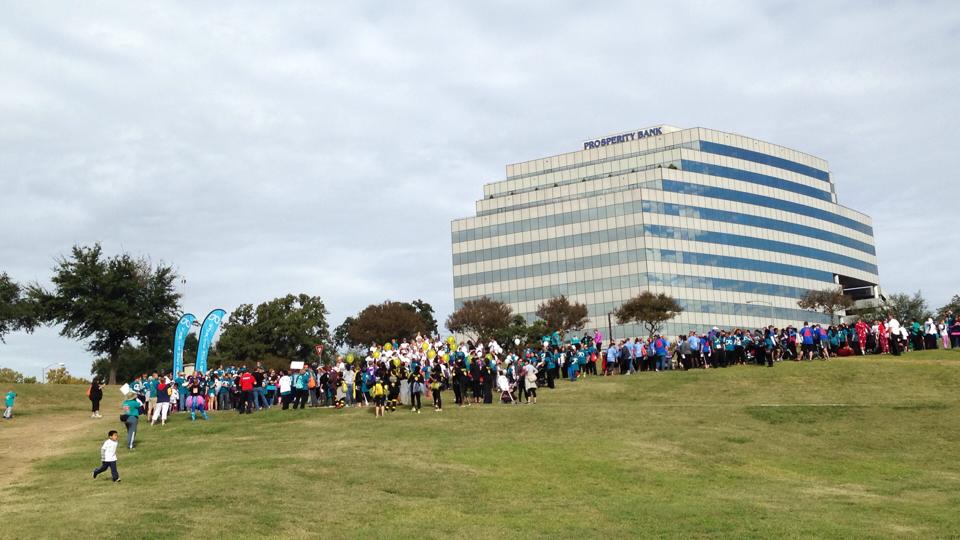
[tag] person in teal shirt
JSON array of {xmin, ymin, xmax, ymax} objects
[
  {"xmin": 550, "ymin": 331, "xmax": 561, "ymax": 349},
  {"xmin": 175, "ymin": 374, "xmax": 187, "ymax": 412},
  {"xmin": 292, "ymin": 370, "xmax": 309, "ymax": 409},
  {"xmin": 541, "ymin": 348, "xmax": 556, "ymax": 389},
  {"xmin": 207, "ymin": 377, "xmax": 217, "ymax": 411},
  {"xmin": 131, "ymin": 377, "xmax": 143, "ymax": 397},
  {"xmin": 218, "ymin": 377, "xmax": 232, "ymax": 411},
  {"xmin": 121, "ymin": 395, "xmax": 141, "ymax": 449},
  {"xmin": 567, "ymin": 346, "xmax": 583, "ymax": 381},
  {"xmin": 144, "ymin": 374, "xmax": 158, "ymax": 418},
  {"xmin": 4, "ymin": 390, "xmax": 16, "ymax": 419}
]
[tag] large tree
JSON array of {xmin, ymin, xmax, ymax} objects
[
  {"xmin": 409, "ymin": 299, "xmax": 438, "ymax": 335},
  {"xmin": 490, "ymin": 315, "xmax": 551, "ymax": 351},
  {"xmin": 215, "ymin": 294, "xmax": 330, "ymax": 364},
  {"xmin": 445, "ymin": 297, "xmax": 513, "ymax": 342},
  {"xmin": 535, "ymin": 295, "xmax": 589, "ymax": 337},
  {"xmin": 936, "ymin": 294, "xmax": 960, "ymax": 321},
  {"xmin": 29, "ymin": 244, "xmax": 180, "ymax": 385},
  {"xmin": 332, "ymin": 316, "xmax": 355, "ymax": 349},
  {"xmin": 45, "ymin": 365, "xmax": 89, "ymax": 384},
  {"xmin": 885, "ymin": 291, "xmax": 932, "ymax": 323},
  {"xmin": 615, "ymin": 291, "xmax": 683, "ymax": 338},
  {"xmin": 0, "ymin": 272, "xmax": 37, "ymax": 343},
  {"xmin": 797, "ymin": 286, "xmax": 855, "ymax": 325},
  {"xmin": 336, "ymin": 300, "xmax": 430, "ymax": 348},
  {"xmin": 0, "ymin": 367, "xmax": 28, "ymax": 383},
  {"xmin": 215, "ymin": 303, "xmax": 267, "ymax": 362}
]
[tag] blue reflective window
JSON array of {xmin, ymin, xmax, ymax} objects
[
  {"xmin": 452, "ymin": 219, "xmax": 876, "ymax": 275},
  {"xmin": 644, "ymin": 224, "xmax": 877, "ymax": 274},
  {"xmin": 681, "ymin": 160, "xmax": 832, "ymax": 201},
  {"xmin": 660, "ymin": 180, "xmax": 873, "ymax": 236},
  {"xmin": 457, "ymin": 197, "xmax": 874, "ymax": 255},
  {"xmin": 453, "ymin": 246, "xmax": 837, "ymax": 289},
  {"xmin": 698, "ymin": 140, "xmax": 830, "ymax": 182}
]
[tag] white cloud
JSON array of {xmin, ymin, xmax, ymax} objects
[{"xmin": 1, "ymin": 0, "xmax": 958, "ymax": 377}]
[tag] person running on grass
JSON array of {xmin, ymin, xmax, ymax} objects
[
  {"xmin": 151, "ymin": 377, "xmax": 172, "ymax": 426},
  {"xmin": 121, "ymin": 393, "xmax": 141, "ymax": 450},
  {"xmin": 3, "ymin": 389, "xmax": 16, "ymax": 419},
  {"xmin": 92, "ymin": 430, "xmax": 121, "ymax": 482}
]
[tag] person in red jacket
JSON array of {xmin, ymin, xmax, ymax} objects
[{"xmin": 239, "ymin": 369, "xmax": 256, "ymax": 415}]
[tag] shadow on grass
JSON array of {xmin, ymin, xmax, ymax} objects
[
  {"xmin": 745, "ymin": 405, "xmax": 864, "ymax": 425},
  {"xmin": 888, "ymin": 402, "xmax": 949, "ymax": 411}
]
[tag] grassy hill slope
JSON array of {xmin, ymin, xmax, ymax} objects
[{"xmin": 2, "ymin": 350, "xmax": 959, "ymax": 538}]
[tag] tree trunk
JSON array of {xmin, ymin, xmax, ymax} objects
[{"xmin": 108, "ymin": 350, "xmax": 119, "ymax": 386}]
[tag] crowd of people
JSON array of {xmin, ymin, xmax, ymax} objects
[
  {"xmin": 91, "ymin": 312, "xmax": 959, "ymax": 450},
  {"xmin": 603, "ymin": 315, "xmax": 960, "ymax": 372}
]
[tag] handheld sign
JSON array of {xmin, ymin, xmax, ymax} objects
[{"xmin": 290, "ymin": 361, "xmax": 305, "ymax": 371}]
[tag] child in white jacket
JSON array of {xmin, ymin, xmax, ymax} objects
[{"xmin": 92, "ymin": 430, "xmax": 121, "ymax": 482}]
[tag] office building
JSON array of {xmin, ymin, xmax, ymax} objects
[{"xmin": 451, "ymin": 125, "xmax": 880, "ymax": 338}]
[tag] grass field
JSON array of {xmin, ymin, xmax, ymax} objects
[{"xmin": 2, "ymin": 350, "xmax": 959, "ymax": 538}]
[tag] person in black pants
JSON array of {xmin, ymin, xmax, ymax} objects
[
  {"xmin": 481, "ymin": 362, "xmax": 494, "ymax": 404},
  {"xmin": 430, "ymin": 367, "xmax": 444, "ymax": 412},
  {"xmin": 453, "ymin": 360, "xmax": 468, "ymax": 406},
  {"xmin": 469, "ymin": 360, "xmax": 482, "ymax": 404},
  {"xmin": 88, "ymin": 378, "xmax": 103, "ymax": 418},
  {"xmin": 409, "ymin": 368, "xmax": 424, "ymax": 413},
  {"xmin": 542, "ymin": 350, "xmax": 555, "ymax": 388}
]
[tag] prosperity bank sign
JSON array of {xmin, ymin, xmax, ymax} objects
[{"xmin": 583, "ymin": 126, "xmax": 664, "ymax": 150}]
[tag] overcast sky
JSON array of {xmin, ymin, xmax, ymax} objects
[{"xmin": 1, "ymin": 1, "xmax": 957, "ymax": 378}]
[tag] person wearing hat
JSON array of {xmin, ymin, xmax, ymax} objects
[
  {"xmin": 120, "ymin": 393, "xmax": 142, "ymax": 449},
  {"xmin": 3, "ymin": 389, "xmax": 16, "ymax": 419},
  {"xmin": 151, "ymin": 377, "xmax": 172, "ymax": 426}
]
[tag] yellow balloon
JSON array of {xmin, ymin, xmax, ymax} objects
[
  {"xmin": 384, "ymin": 343, "xmax": 393, "ymax": 351},
  {"xmin": 373, "ymin": 351, "xmax": 380, "ymax": 359},
  {"xmin": 428, "ymin": 350, "xmax": 437, "ymax": 359},
  {"xmin": 422, "ymin": 342, "xmax": 430, "ymax": 351}
]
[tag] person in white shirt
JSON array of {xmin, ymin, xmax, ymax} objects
[
  {"xmin": 278, "ymin": 372, "xmax": 292, "ymax": 410},
  {"xmin": 92, "ymin": 430, "xmax": 120, "ymax": 482},
  {"xmin": 887, "ymin": 316, "xmax": 902, "ymax": 356},
  {"xmin": 924, "ymin": 318, "xmax": 939, "ymax": 350},
  {"xmin": 523, "ymin": 362, "xmax": 538, "ymax": 404},
  {"xmin": 343, "ymin": 366, "xmax": 355, "ymax": 407},
  {"xmin": 496, "ymin": 371, "xmax": 515, "ymax": 404}
]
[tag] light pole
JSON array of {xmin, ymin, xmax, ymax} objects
[{"xmin": 42, "ymin": 362, "xmax": 65, "ymax": 384}]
